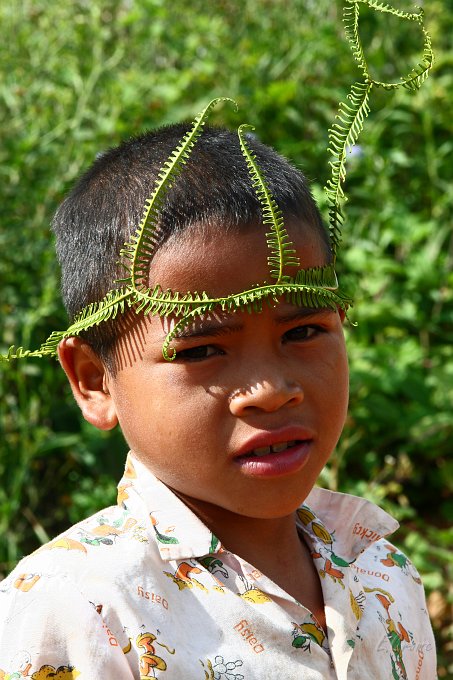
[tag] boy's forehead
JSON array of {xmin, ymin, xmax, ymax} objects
[{"xmin": 149, "ymin": 219, "xmax": 328, "ymax": 299}]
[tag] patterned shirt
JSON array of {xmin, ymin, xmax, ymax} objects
[{"xmin": 0, "ymin": 454, "xmax": 436, "ymax": 680}]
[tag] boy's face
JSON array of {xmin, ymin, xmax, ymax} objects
[{"xmin": 105, "ymin": 222, "xmax": 349, "ymax": 520}]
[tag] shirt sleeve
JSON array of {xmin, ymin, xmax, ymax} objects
[
  {"xmin": 406, "ymin": 557, "xmax": 438, "ymax": 680},
  {"xmin": 0, "ymin": 571, "xmax": 134, "ymax": 679},
  {"xmin": 354, "ymin": 540, "xmax": 438, "ymax": 680}
]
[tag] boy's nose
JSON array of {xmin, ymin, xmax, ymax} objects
[{"xmin": 229, "ymin": 379, "xmax": 303, "ymax": 416}]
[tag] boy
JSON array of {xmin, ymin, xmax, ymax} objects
[{"xmin": 0, "ymin": 122, "xmax": 436, "ymax": 679}]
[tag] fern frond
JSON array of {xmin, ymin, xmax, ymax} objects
[
  {"xmin": 0, "ymin": 345, "xmax": 48, "ymax": 362},
  {"xmin": 161, "ymin": 306, "xmax": 211, "ymax": 361},
  {"xmin": 400, "ymin": 26, "xmax": 433, "ymax": 92},
  {"xmin": 159, "ymin": 277, "xmax": 352, "ymax": 361},
  {"xmin": 238, "ymin": 124, "xmax": 300, "ymax": 282},
  {"xmin": 324, "ymin": 1, "xmax": 433, "ymax": 259},
  {"xmin": 285, "ymin": 286, "xmax": 352, "ymax": 312},
  {"xmin": 325, "ymin": 81, "xmax": 372, "ymax": 253},
  {"xmin": 129, "ymin": 261, "xmax": 343, "ymax": 318},
  {"xmin": 370, "ymin": 26, "xmax": 433, "ymax": 91},
  {"xmin": 45, "ymin": 287, "xmax": 134, "ymax": 355},
  {"xmin": 132, "ymin": 287, "xmax": 210, "ymax": 318},
  {"xmin": 345, "ymin": 2, "xmax": 434, "ymax": 91},
  {"xmin": 294, "ymin": 264, "xmax": 338, "ymax": 289},
  {"xmin": 354, "ymin": 0, "xmax": 424, "ymax": 22},
  {"xmin": 0, "ymin": 288, "xmax": 134, "ymax": 360},
  {"xmin": 221, "ymin": 283, "xmax": 350, "ymax": 314},
  {"xmin": 120, "ymin": 97, "xmax": 237, "ymax": 291},
  {"xmin": 1, "ymin": 269, "xmax": 351, "ymax": 362},
  {"xmin": 70, "ymin": 287, "xmax": 133, "ymax": 330},
  {"xmin": 343, "ymin": 1, "xmax": 368, "ymax": 79}
]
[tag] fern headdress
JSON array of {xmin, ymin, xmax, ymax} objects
[{"xmin": 2, "ymin": 1, "xmax": 433, "ymax": 363}]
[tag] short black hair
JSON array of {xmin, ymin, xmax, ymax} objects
[{"xmin": 52, "ymin": 123, "xmax": 330, "ymax": 362}]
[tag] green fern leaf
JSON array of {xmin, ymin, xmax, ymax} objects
[
  {"xmin": 0, "ymin": 288, "xmax": 135, "ymax": 360},
  {"xmin": 325, "ymin": 81, "xmax": 372, "ymax": 253},
  {"xmin": 356, "ymin": 0, "xmax": 423, "ymax": 21},
  {"xmin": 0, "ymin": 345, "xmax": 44, "ymax": 362},
  {"xmin": 343, "ymin": 2, "xmax": 368, "ymax": 79},
  {"xmin": 119, "ymin": 97, "xmax": 237, "ymax": 291},
  {"xmin": 344, "ymin": 2, "xmax": 434, "ymax": 92},
  {"xmin": 329, "ymin": 1, "xmax": 433, "ymax": 253},
  {"xmin": 158, "ymin": 280, "xmax": 352, "ymax": 362},
  {"xmin": 294, "ymin": 264, "xmax": 339, "ymax": 289},
  {"xmin": 400, "ymin": 27, "xmax": 433, "ymax": 92},
  {"xmin": 238, "ymin": 124, "xmax": 300, "ymax": 282},
  {"xmin": 161, "ymin": 306, "xmax": 211, "ymax": 361}
]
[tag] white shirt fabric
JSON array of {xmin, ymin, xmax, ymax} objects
[{"xmin": 0, "ymin": 453, "xmax": 436, "ymax": 679}]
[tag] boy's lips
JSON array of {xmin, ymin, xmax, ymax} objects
[{"xmin": 232, "ymin": 427, "xmax": 314, "ymax": 478}]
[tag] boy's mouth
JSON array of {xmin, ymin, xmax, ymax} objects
[
  {"xmin": 232, "ymin": 426, "xmax": 315, "ymax": 472},
  {"xmin": 248, "ymin": 440, "xmax": 299, "ymax": 457},
  {"xmin": 233, "ymin": 432, "xmax": 313, "ymax": 478}
]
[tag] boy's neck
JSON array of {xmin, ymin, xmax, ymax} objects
[
  {"xmin": 173, "ymin": 489, "xmax": 301, "ymax": 559},
  {"xmin": 178, "ymin": 493, "xmax": 327, "ymax": 632}
]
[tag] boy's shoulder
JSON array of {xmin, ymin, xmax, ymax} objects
[
  {"xmin": 1, "ymin": 501, "xmax": 153, "ymax": 595},
  {"xmin": 0, "ymin": 500, "xmax": 155, "ymax": 676},
  {"xmin": 1, "ymin": 455, "xmax": 158, "ymax": 591}
]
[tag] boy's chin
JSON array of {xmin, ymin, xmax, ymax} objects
[{"xmin": 172, "ymin": 484, "xmax": 314, "ymax": 523}]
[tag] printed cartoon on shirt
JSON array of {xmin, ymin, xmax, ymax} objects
[
  {"xmin": 199, "ymin": 556, "xmax": 229, "ymax": 594},
  {"xmin": 117, "ymin": 455, "xmax": 137, "ymax": 506},
  {"xmin": 200, "ymin": 556, "xmax": 229, "ymax": 581},
  {"xmin": 200, "ymin": 655, "xmax": 244, "ymax": 680},
  {"xmin": 349, "ymin": 584, "xmax": 366, "ymax": 622},
  {"xmin": 164, "ymin": 560, "xmax": 226, "ymax": 594},
  {"xmin": 32, "ymin": 509, "xmax": 139, "ymax": 556},
  {"xmin": 291, "ymin": 620, "xmax": 326, "ymax": 653},
  {"xmin": 77, "ymin": 510, "xmax": 137, "ymax": 547},
  {"xmin": 366, "ymin": 586, "xmax": 413, "ymax": 680},
  {"xmin": 122, "ymin": 628, "xmax": 175, "ymax": 678},
  {"xmin": 0, "ymin": 571, "xmax": 42, "ymax": 599},
  {"xmin": 380, "ymin": 544, "xmax": 422, "ymax": 585},
  {"xmin": 13, "ymin": 573, "xmax": 41, "ymax": 593},
  {"xmin": 0, "ymin": 651, "xmax": 80, "ymax": 680},
  {"xmin": 150, "ymin": 513, "xmax": 180, "ymax": 546},
  {"xmin": 297, "ymin": 507, "xmax": 351, "ymax": 589},
  {"xmin": 236, "ymin": 576, "xmax": 271, "ymax": 604}
]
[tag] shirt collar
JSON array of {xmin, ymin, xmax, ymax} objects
[
  {"xmin": 117, "ymin": 453, "xmax": 398, "ymax": 562},
  {"xmin": 118, "ymin": 453, "xmax": 222, "ymax": 561},
  {"xmin": 299, "ymin": 486, "xmax": 399, "ymax": 562}
]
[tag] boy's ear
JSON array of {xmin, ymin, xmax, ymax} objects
[{"xmin": 58, "ymin": 337, "xmax": 118, "ymax": 431}]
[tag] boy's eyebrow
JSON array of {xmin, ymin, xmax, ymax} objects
[
  {"xmin": 274, "ymin": 306, "xmax": 333, "ymax": 325},
  {"xmin": 170, "ymin": 307, "xmax": 334, "ymax": 341},
  {"xmin": 171, "ymin": 319, "xmax": 243, "ymax": 340}
]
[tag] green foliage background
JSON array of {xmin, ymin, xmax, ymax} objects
[{"xmin": 0, "ymin": 0, "xmax": 451, "ymax": 671}]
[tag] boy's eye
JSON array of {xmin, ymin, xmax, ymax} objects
[
  {"xmin": 175, "ymin": 344, "xmax": 222, "ymax": 361},
  {"xmin": 284, "ymin": 325, "xmax": 323, "ymax": 342}
]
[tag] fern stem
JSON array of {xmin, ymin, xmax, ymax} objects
[
  {"xmin": 238, "ymin": 124, "xmax": 299, "ymax": 282},
  {"xmin": 127, "ymin": 98, "xmax": 236, "ymax": 290},
  {"xmin": 325, "ymin": 81, "xmax": 372, "ymax": 253}
]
